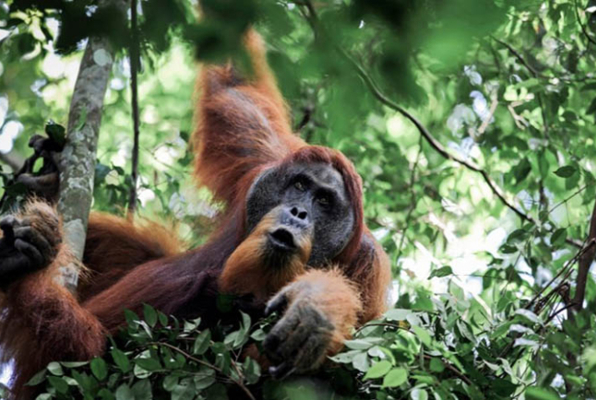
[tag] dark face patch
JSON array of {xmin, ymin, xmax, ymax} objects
[{"xmin": 246, "ymin": 162, "xmax": 355, "ymax": 265}]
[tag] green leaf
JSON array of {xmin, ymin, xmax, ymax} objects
[
  {"xmin": 132, "ymin": 379, "xmax": 153, "ymax": 399},
  {"xmin": 163, "ymin": 375, "xmax": 179, "ymax": 392},
  {"xmin": 242, "ymin": 357, "xmax": 261, "ymax": 385},
  {"xmin": 135, "ymin": 357, "xmax": 162, "ymax": 372},
  {"xmin": 382, "ymin": 367, "xmax": 408, "ymax": 388},
  {"xmin": 344, "ymin": 339, "xmax": 375, "ymax": 350},
  {"xmin": 91, "ymin": 357, "xmax": 108, "ymax": 381},
  {"xmin": 194, "ymin": 368, "xmax": 216, "ymax": 389},
  {"xmin": 412, "ymin": 325, "xmax": 432, "ymax": 347},
  {"xmin": 429, "ymin": 266, "xmax": 453, "ymax": 279},
  {"xmin": 193, "ymin": 329, "xmax": 212, "ymax": 355},
  {"xmin": 551, "ymin": 228, "xmax": 567, "ymax": 247},
  {"xmin": 98, "ymin": 388, "xmax": 116, "ymax": 400},
  {"xmin": 111, "ymin": 349, "xmax": 131, "ymax": 373},
  {"xmin": 554, "ymin": 165, "xmax": 577, "ymax": 178},
  {"xmin": 61, "ymin": 361, "xmax": 89, "ymax": 368},
  {"xmin": 512, "ymin": 158, "xmax": 531, "ymax": 184},
  {"xmin": 26, "ymin": 370, "xmax": 46, "ymax": 386},
  {"xmin": 47, "ymin": 361, "xmax": 63, "ymax": 376},
  {"xmin": 411, "ymin": 388, "xmax": 429, "ymax": 400},
  {"xmin": 385, "ymin": 309, "xmax": 411, "ymax": 321},
  {"xmin": 47, "ymin": 376, "xmax": 69, "ymax": 394},
  {"xmin": 250, "ymin": 328, "xmax": 267, "ymax": 341},
  {"xmin": 143, "ymin": 304, "xmax": 158, "ymax": 328},
  {"xmin": 158, "ymin": 311, "xmax": 169, "ymax": 327},
  {"xmin": 525, "ymin": 387, "xmax": 561, "ymax": 400},
  {"xmin": 429, "ymin": 358, "xmax": 445, "ymax": 372},
  {"xmin": 352, "ymin": 351, "xmax": 370, "ymax": 372},
  {"xmin": 364, "ymin": 360, "xmax": 392, "ymax": 380},
  {"xmin": 587, "ymin": 97, "xmax": 596, "ymax": 115},
  {"xmin": 115, "ymin": 383, "xmax": 135, "ymax": 400},
  {"xmin": 514, "ymin": 309, "xmax": 542, "ymax": 325}
]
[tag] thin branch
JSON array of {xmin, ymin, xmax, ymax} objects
[
  {"xmin": 422, "ymin": 355, "xmax": 473, "ymax": 386},
  {"xmin": 549, "ymin": 184, "xmax": 589, "ymax": 214},
  {"xmin": 347, "ymin": 48, "xmax": 583, "ymax": 250},
  {"xmin": 575, "ymin": 0, "xmax": 596, "ymax": 46},
  {"xmin": 545, "ymin": 302, "xmax": 576, "ymax": 326},
  {"xmin": 525, "ymin": 240, "xmax": 594, "ymax": 311},
  {"xmin": 151, "ymin": 342, "xmax": 257, "ymax": 400},
  {"xmin": 476, "ymin": 95, "xmax": 498, "ymax": 135},
  {"xmin": 572, "ymin": 199, "xmax": 596, "ymax": 312},
  {"xmin": 341, "ymin": 49, "xmax": 534, "ymax": 224},
  {"xmin": 492, "ymin": 36, "xmax": 596, "ymax": 83},
  {"xmin": 395, "ymin": 137, "xmax": 422, "ymax": 266},
  {"xmin": 127, "ymin": 0, "xmax": 141, "ymax": 215},
  {"xmin": 299, "ymin": 2, "xmax": 585, "ymax": 252},
  {"xmin": 491, "ymin": 36, "xmax": 541, "ymax": 77}
]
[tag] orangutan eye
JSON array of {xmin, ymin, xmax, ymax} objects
[
  {"xmin": 317, "ymin": 195, "xmax": 330, "ymax": 206},
  {"xmin": 294, "ymin": 180, "xmax": 305, "ymax": 191}
]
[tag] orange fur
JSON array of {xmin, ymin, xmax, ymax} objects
[
  {"xmin": 0, "ymin": 201, "xmax": 105, "ymax": 399},
  {"xmin": 0, "ymin": 28, "xmax": 392, "ymax": 399},
  {"xmin": 282, "ymin": 268, "xmax": 362, "ymax": 362},
  {"xmin": 78, "ymin": 212, "xmax": 185, "ymax": 301},
  {"xmin": 193, "ymin": 29, "xmax": 305, "ymax": 205},
  {"xmin": 219, "ymin": 206, "xmax": 312, "ymax": 302}
]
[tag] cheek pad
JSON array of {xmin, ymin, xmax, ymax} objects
[
  {"xmin": 246, "ymin": 168, "xmax": 285, "ymax": 232},
  {"xmin": 310, "ymin": 208, "xmax": 354, "ymax": 264}
]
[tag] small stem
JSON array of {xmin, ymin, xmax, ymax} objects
[{"xmin": 150, "ymin": 342, "xmax": 257, "ymax": 400}]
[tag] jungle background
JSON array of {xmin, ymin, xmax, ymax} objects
[{"xmin": 1, "ymin": 0, "xmax": 596, "ymax": 399}]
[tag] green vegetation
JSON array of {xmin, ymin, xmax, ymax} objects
[{"xmin": 2, "ymin": 0, "xmax": 596, "ymax": 398}]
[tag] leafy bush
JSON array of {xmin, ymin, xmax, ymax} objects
[{"xmin": 27, "ymin": 293, "xmax": 596, "ymax": 399}]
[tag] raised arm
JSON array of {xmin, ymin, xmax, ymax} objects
[{"xmin": 193, "ymin": 30, "xmax": 305, "ymax": 204}]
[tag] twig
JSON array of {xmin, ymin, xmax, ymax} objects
[
  {"xmin": 395, "ymin": 137, "xmax": 422, "ymax": 266},
  {"xmin": 507, "ymin": 104, "xmax": 528, "ymax": 130},
  {"xmin": 491, "ymin": 36, "xmax": 541, "ymax": 77},
  {"xmin": 127, "ymin": 0, "xmax": 141, "ymax": 216},
  {"xmin": 354, "ymin": 322, "xmax": 410, "ymax": 336},
  {"xmin": 150, "ymin": 342, "xmax": 257, "ymax": 400},
  {"xmin": 476, "ymin": 95, "xmax": 498, "ymax": 135},
  {"xmin": 572, "ymin": 199, "xmax": 596, "ymax": 312},
  {"xmin": 549, "ymin": 184, "xmax": 589, "ymax": 214},
  {"xmin": 545, "ymin": 302, "xmax": 576, "ymax": 325},
  {"xmin": 341, "ymin": 48, "xmax": 533, "ymax": 224},
  {"xmin": 299, "ymin": 1, "xmax": 584, "ymax": 252},
  {"xmin": 575, "ymin": 0, "xmax": 596, "ymax": 46},
  {"xmin": 422, "ymin": 355, "xmax": 473, "ymax": 386},
  {"xmin": 525, "ymin": 240, "xmax": 594, "ymax": 311}
]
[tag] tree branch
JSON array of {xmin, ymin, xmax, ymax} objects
[
  {"xmin": 572, "ymin": 199, "xmax": 596, "ymax": 312},
  {"xmin": 300, "ymin": 1, "xmax": 583, "ymax": 251},
  {"xmin": 340, "ymin": 50, "xmax": 533, "ymax": 221},
  {"xmin": 127, "ymin": 0, "xmax": 141, "ymax": 216},
  {"xmin": 575, "ymin": 0, "xmax": 596, "ymax": 46},
  {"xmin": 57, "ymin": 0, "xmax": 127, "ymax": 292}
]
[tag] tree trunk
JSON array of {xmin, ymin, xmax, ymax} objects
[{"xmin": 57, "ymin": 0, "xmax": 127, "ymax": 292}]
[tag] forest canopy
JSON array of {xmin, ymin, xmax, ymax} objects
[{"xmin": 1, "ymin": 0, "xmax": 596, "ymax": 399}]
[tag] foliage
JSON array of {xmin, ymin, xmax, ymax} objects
[
  {"xmin": 27, "ymin": 299, "xmax": 596, "ymax": 399},
  {"xmin": 2, "ymin": 0, "xmax": 596, "ymax": 398},
  {"xmin": 27, "ymin": 305, "xmax": 272, "ymax": 400}
]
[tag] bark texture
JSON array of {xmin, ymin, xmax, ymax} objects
[{"xmin": 57, "ymin": 0, "xmax": 127, "ymax": 291}]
